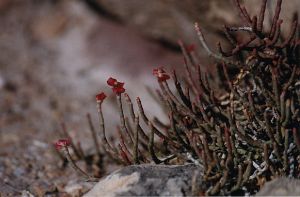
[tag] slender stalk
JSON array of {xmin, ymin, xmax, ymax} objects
[
  {"xmin": 133, "ymin": 115, "xmax": 140, "ymax": 164},
  {"xmin": 117, "ymin": 94, "xmax": 133, "ymax": 144},
  {"xmin": 61, "ymin": 122, "xmax": 82, "ymax": 159},
  {"xmin": 148, "ymin": 122, "xmax": 163, "ymax": 164},
  {"xmin": 62, "ymin": 147, "xmax": 94, "ymax": 180}
]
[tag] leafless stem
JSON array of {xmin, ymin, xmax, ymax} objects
[
  {"xmin": 148, "ymin": 122, "xmax": 163, "ymax": 164},
  {"xmin": 117, "ymin": 94, "xmax": 133, "ymax": 144},
  {"xmin": 61, "ymin": 122, "xmax": 82, "ymax": 159},
  {"xmin": 195, "ymin": 23, "xmax": 240, "ymax": 67},
  {"xmin": 62, "ymin": 146, "xmax": 94, "ymax": 180},
  {"xmin": 133, "ymin": 115, "xmax": 140, "ymax": 164}
]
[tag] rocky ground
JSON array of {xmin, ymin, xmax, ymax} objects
[{"xmin": 0, "ymin": 0, "xmax": 299, "ymax": 196}]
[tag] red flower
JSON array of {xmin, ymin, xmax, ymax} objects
[
  {"xmin": 186, "ymin": 44, "xmax": 195, "ymax": 53},
  {"xmin": 153, "ymin": 67, "xmax": 170, "ymax": 82},
  {"xmin": 107, "ymin": 77, "xmax": 125, "ymax": 94},
  {"xmin": 107, "ymin": 77, "xmax": 117, "ymax": 86},
  {"xmin": 54, "ymin": 139, "xmax": 70, "ymax": 150},
  {"xmin": 113, "ymin": 86, "xmax": 125, "ymax": 94},
  {"xmin": 96, "ymin": 92, "xmax": 107, "ymax": 102}
]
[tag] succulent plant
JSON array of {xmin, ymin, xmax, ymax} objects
[{"xmin": 55, "ymin": 0, "xmax": 299, "ymax": 195}]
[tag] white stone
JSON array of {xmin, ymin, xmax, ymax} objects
[{"xmin": 84, "ymin": 171, "xmax": 140, "ymax": 197}]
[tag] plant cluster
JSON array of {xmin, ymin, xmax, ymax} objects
[{"xmin": 55, "ymin": 0, "xmax": 299, "ymax": 195}]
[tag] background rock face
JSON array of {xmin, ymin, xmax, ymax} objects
[
  {"xmin": 256, "ymin": 178, "xmax": 300, "ymax": 196},
  {"xmin": 92, "ymin": 0, "xmax": 300, "ymax": 46},
  {"xmin": 91, "ymin": 0, "xmax": 235, "ymax": 45},
  {"xmin": 84, "ymin": 164, "xmax": 203, "ymax": 196}
]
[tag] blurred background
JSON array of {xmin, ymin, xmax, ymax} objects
[{"xmin": 0, "ymin": 0, "xmax": 299, "ymax": 195}]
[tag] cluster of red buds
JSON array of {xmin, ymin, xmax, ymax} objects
[
  {"xmin": 95, "ymin": 92, "xmax": 106, "ymax": 103},
  {"xmin": 153, "ymin": 67, "xmax": 170, "ymax": 82},
  {"xmin": 95, "ymin": 77, "xmax": 126, "ymax": 103},
  {"xmin": 107, "ymin": 77, "xmax": 125, "ymax": 94},
  {"xmin": 54, "ymin": 139, "xmax": 70, "ymax": 150}
]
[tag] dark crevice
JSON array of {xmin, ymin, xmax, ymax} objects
[
  {"xmin": 83, "ymin": 0, "xmax": 122, "ymax": 23},
  {"xmin": 83, "ymin": 0, "xmax": 181, "ymax": 53},
  {"xmin": 151, "ymin": 37, "xmax": 182, "ymax": 53}
]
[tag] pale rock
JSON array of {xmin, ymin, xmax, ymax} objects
[
  {"xmin": 65, "ymin": 180, "xmax": 94, "ymax": 197},
  {"xmin": 84, "ymin": 164, "xmax": 202, "ymax": 197},
  {"xmin": 256, "ymin": 177, "xmax": 300, "ymax": 196},
  {"xmin": 84, "ymin": 171, "xmax": 140, "ymax": 197}
]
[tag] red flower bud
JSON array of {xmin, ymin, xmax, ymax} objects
[
  {"xmin": 107, "ymin": 77, "xmax": 117, "ymax": 86},
  {"xmin": 107, "ymin": 77, "xmax": 126, "ymax": 94},
  {"xmin": 95, "ymin": 92, "xmax": 107, "ymax": 102},
  {"xmin": 54, "ymin": 139, "xmax": 71, "ymax": 150},
  {"xmin": 153, "ymin": 67, "xmax": 170, "ymax": 82},
  {"xmin": 113, "ymin": 86, "xmax": 125, "ymax": 94}
]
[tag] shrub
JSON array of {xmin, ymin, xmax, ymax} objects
[{"xmin": 55, "ymin": 0, "xmax": 300, "ymax": 195}]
